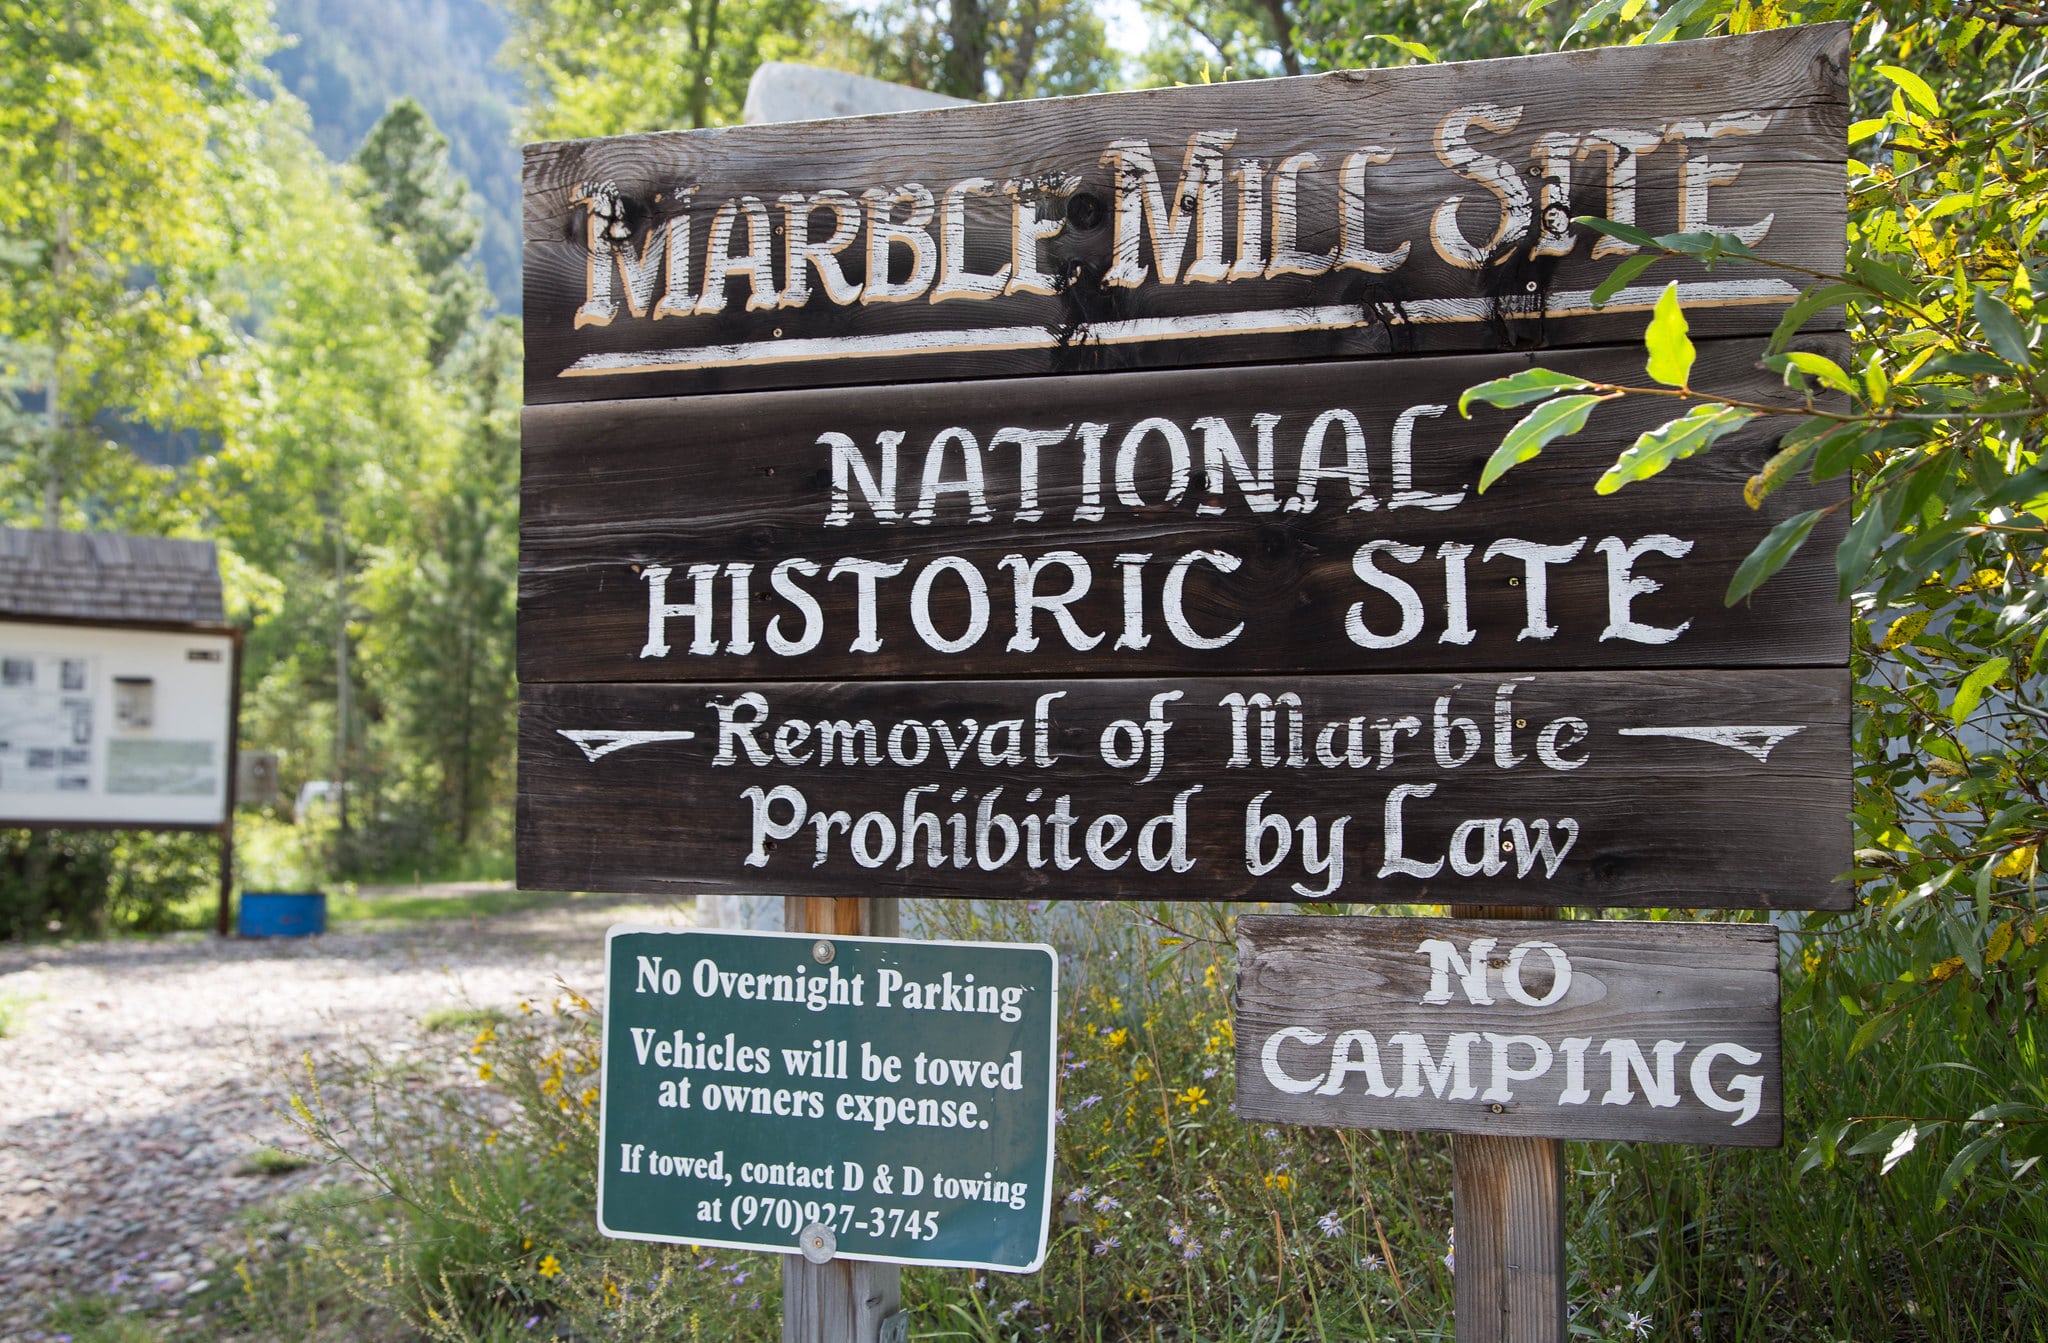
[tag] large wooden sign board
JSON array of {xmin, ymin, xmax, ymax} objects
[{"xmin": 518, "ymin": 24, "xmax": 1851, "ymax": 909}]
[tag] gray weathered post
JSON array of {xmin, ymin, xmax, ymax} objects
[
  {"xmin": 1451, "ymin": 905, "xmax": 1564, "ymax": 1343},
  {"xmin": 781, "ymin": 895, "xmax": 903, "ymax": 1343}
]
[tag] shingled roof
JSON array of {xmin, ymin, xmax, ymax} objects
[{"xmin": 0, "ymin": 527, "xmax": 225, "ymax": 626}]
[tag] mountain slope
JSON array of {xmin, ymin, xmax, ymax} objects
[{"xmin": 268, "ymin": 0, "xmax": 524, "ymax": 313}]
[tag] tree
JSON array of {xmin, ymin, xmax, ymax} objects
[
  {"xmin": 838, "ymin": 0, "xmax": 1117, "ymax": 101},
  {"xmin": 352, "ymin": 97, "xmax": 491, "ymax": 364},
  {"xmin": 0, "ymin": 0, "xmax": 275, "ymax": 528},
  {"xmin": 502, "ymin": 0, "xmax": 826, "ymax": 140}
]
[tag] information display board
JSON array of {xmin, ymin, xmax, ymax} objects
[
  {"xmin": 0, "ymin": 621, "xmax": 236, "ymax": 828},
  {"xmin": 597, "ymin": 927, "xmax": 1058, "ymax": 1271}
]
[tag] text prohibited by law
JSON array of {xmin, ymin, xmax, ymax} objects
[{"xmin": 596, "ymin": 928, "xmax": 1058, "ymax": 1271}]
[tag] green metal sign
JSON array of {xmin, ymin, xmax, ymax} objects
[{"xmin": 597, "ymin": 926, "xmax": 1058, "ymax": 1272}]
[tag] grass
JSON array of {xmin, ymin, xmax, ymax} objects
[
  {"xmin": 420, "ymin": 1005, "xmax": 512, "ymax": 1034},
  {"xmin": 37, "ymin": 1294, "xmax": 170, "ymax": 1343},
  {"xmin": 238, "ymin": 1146, "xmax": 317, "ymax": 1176},
  {"xmin": 0, "ymin": 987, "xmax": 31, "ymax": 1037},
  {"xmin": 323, "ymin": 885, "xmax": 570, "ymax": 927},
  {"xmin": 50, "ymin": 901, "xmax": 2048, "ymax": 1342}
]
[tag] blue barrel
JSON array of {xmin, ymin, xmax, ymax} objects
[{"xmin": 238, "ymin": 891, "xmax": 327, "ymax": 937}]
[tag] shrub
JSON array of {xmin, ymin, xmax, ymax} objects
[{"xmin": 0, "ymin": 828, "xmax": 218, "ymax": 939}]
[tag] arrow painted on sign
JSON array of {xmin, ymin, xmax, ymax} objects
[
  {"xmin": 557, "ymin": 729, "xmax": 696, "ymax": 763},
  {"xmin": 1616, "ymin": 725, "xmax": 1806, "ymax": 763}
]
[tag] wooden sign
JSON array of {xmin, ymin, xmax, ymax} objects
[
  {"xmin": 521, "ymin": 25, "xmax": 1848, "ymax": 403},
  {"xmin": 520, "ymin": 339, "xmax": 1846, "ymax": 684},
  {"xmin": 1233, "ymin": 915, "xmax": 1782, "ymax": 1146},
  {"xmin": 519, "ymin": 668, "xmax": 1849, "ymax": 908},
  {"xmin": 518, "ymin": 28, "xmax": 1853, "ymax": 914}
]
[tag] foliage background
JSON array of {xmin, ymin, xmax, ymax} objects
[{"xmin": 3, "ymin": 0, "xmax": 2045, "ymax": 1337}]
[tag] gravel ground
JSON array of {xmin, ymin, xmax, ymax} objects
[{"xmin": 0, "ymin": 889, "xmax": 691, "ymax": 1339}]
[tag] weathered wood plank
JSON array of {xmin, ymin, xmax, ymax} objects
[
  {"xmin": 1453, "ymin": 905, "xmax": 1567, "ymax": 1343},
  {"xmin": 1232, "ymin": 915, "xmax": 1783, "ymax": 1145},
  {"xmin": 782, "ymin": 895, "xmax": 902, "ymax": 1343},
  {"xmin": 516, "ymin": 668, "xmax": 1850, "ymax": 909},
  {"xmin": 519, "ymin": 339, "xmax": 1848, "ymax": 685},
  {"xmin": 521, "ymin": 25, "xmax": 1848, "ymax": 404},
  {"xmin": 1454, "ymin": 1134, "xmax": 1566, "ymax": 1343}
]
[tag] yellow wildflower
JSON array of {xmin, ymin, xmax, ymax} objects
[
  {"xmin": 1264, "ymin": 1172, "xmax": 1293, "ymax": 1191},
  {"xmin": 1107, "ymin": 1027, "xmax": 1129, "ymax": 1049},
  {"xmin": 538, "ymin": 1254, "xmax": 562, "ymax": 1278},
  {"xmin": 1203, "ymin": 963, "xmax": 1221, "ymax": 989},
  {"xmin": 476, "ymin": 1063, "xmax": 494, "ymax": 1082},
  {"xmin": 1176, "ymin": 1084, "xmax": 1210, "ymax": 1110}
]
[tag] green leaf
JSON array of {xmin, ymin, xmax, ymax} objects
[
  {"xmin": 1913, "ymin": 352, "xmax": 2013, "ymax": 380},
  {"xmin": 1880, "ymin": 1122, "xmax": 1919, "ymax": 1176},
  {"xmin": 1361, "ymin": 33, "xmax": 1436, "ymax": 62},
  {"xmin": 1457, "ymin": 367, "xmax": 1595, "ymax": 416},
  {"xmin": 1644, "ymin": 282, "xmax": 1695, "ymax": 388},
  {"xmin": 1770, "ymin": 284, "xmax": 1861, "ymax": 352},
  {"xmin": 1597, "ymin": 405, "xmax": 1757, "ymax": 495},
  {"xmin": 1573, "ymin": 215, "xmax": 1658, "ymax": 252},
  {"xmin": 1876, "ymin": 64, "xmax": 1941, "ymax": 117},
  {"xmin": 1726, "ymin": 508, "xmax": 1826, "ymax": 605},
  {"xmin": 1477, "ymin": 394, "xmax": 1608, "ymax": 493},
  {"xmin": 1951, "ymin": 657, "xmax": 2010, "ymax": 725},
  {"xmin": 1590, "ymin": 252, "xmax": 1657, "ymax": 307},
  {"xmin": 1777, "ymin": 351, "xmax": 1857, "ymax": 396},
  {"xmin": 1853, "ymin": 258, "xmax": 1919, "ymax": 305},
  {"xmin": 1745, "ymin": 420, "xmax": 1829, "ymax": 509},
  {"xmin": 1981, "ymin": 462, "xmax": 2048, "ymax": 514},
  {"xmin": 1971, "ymin": 290, "xmax": 2035, "ymax": 369},
  {"xmin": 1935, "ymin": 1131, "xmax": 2007, "ymax": 1211},
  {"xmin": 1654, "ymin": 230, "xmax": 1759, "ymax": 264},
  {"xmin": 1563, "ymin": 0, "xmax": 1627, "ymax": 42},
  {"xmin": 1811, "ymin": 423, "xmax": 1874, "ymax": 481},
  {"xmin": 1836, "ymin": 502, "xmax": 1892, "ymax": 600}
]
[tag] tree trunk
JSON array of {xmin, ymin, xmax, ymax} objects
[
  {"xmin": 333, "ymin": 494, "xmax": 351, "ymax": 843},
  {"xmin": 1262, "ymin": 0, "xmax": 1302, "ymax": 76},
  {"xmin": 44, "ymin": 117, "xmax": 75, "ymax": 530},
  {"xmin": 1002, "ymin": 0, "xmax": 1043, "ymax": 100},
  {"xmin": 942, "ymin": 0, "xmax": 989, "ymax": 101}
]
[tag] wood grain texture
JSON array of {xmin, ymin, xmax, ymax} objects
[
  {"xmin": 517, "ymin": 668, "xmax": 1850, "ymax": 910},
  {"xmin": 522, "ymin": 25, "xmax": 1847, "ymax": 403},
  {"xmin": 782, "ymin": 894, "xmax": 902, "ymax": 1343},
  {"xmin": 1454, "ymin": 1134, "xmax": 1566, "ymax": 1343},
  {"xmin": 1454, "ymin": 907, "xmax": 1565, "ymax": 1343},
  {"xmin": 1232, "ymin": 915, "xmax": 1783, "ymax": 1144},
  {"xmin": 519, "ymin": 339, "xmax": 1848, "ymax": 685}
]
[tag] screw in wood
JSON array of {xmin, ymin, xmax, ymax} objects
[{"xmin": 813, "ymin": 938, "xmax": 835, "ymax": 964}]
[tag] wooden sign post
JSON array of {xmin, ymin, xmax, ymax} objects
[{"xmin": 518, "ymin": 24, "xmax": 1849, "ymax": 1339}]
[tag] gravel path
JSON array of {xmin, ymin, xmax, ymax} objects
[{"xmin": 0, "ymin": 889, "xmax": 691, "ymax": 1339}]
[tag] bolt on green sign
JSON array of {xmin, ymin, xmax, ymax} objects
[{"xmin": 597, "ymin": 926, "xmax": 1058, "ymax": 1272}]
